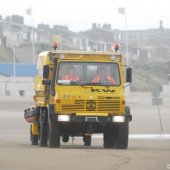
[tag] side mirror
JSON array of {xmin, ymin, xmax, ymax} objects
[
  {"xmin": 126, "ymin": 68, "xmax": 132, "ymax": 83},
  {"xmin": 42, "ymin": 79, "xmax": 51, "ymax": 86},
  {"xmin": 43, "ymin": 65, "xmax": 50, "ymax": 79}
]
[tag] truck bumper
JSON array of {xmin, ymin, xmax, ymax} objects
[
  {"xmin": 56, "ymin": 114, "xmax": 132, "ymax": 123},
  {"xmin": 49, "ymin": 105, "xmax": 132, "ymax": 124}
]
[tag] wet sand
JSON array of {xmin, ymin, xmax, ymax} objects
[{"xmin": 0, "ymin": 93, "xmax": 170, "ymax": 170}]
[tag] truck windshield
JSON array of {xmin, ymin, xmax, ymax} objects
[{"xmin": 57, "ymin": 62, "xmax": 120, "ymax": 86}]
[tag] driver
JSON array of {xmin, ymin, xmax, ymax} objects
[
  {"xmin": 92, "ymin": 67, "xmax": 116, "ymax": 85},
  {"xmin": 62, "ymin": 66, "xmax": 80, "ymax": 81}
]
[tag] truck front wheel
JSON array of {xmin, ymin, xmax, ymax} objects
[
  {"xmin": 48, "ymin": 119, "xmax": 60, "ymax": 148},
  {"xmin": 103, "ymin": 125, "xmax": 116, "ymax": 148},
  {"xmin": 114, "ymin": 106, "xmax": 130, "ymax": 149},
  {"xmin": 115, "ymin": 122, "xmax": 129, "ymax": 149}
]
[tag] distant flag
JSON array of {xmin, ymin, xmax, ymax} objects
[
  {"xmin": 26, "ymin": 8, "xmax": 32, "ymax": 16},
  {"xmin": 118, "ymin": 7, "xmax": 126, "ymax": 15}
]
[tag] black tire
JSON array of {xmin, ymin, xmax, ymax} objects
[
  {"xmin": 103, "ymin": 125, "xmax": 116, "ymax": 148},
  {"xmin": 83, "ymin": 135, "xmax": 91, "ymax": 146},
  {"xmin": 62, "ymin": 135, "xmax": 69, "ymax": 143},
  {"xmin": 114, "ymin": 106, "xmax": 130, "ymax": 149},
  {"xmin": 115, "ymin": 122, "xmax": 129, "ymax": 149},
  {"xmin": 39, "ymin": 108, "xmax": 48, "ymax": 147},
  {"xmin": 48, "ymin": 119, "xmax": 60, "ymax": 148},
  {"xmin": 31, "ymin": 135, "xmax": 39, "ymax": 145},
  {"xmin": 103, "ymin": 131, "xmax": 112, "ymax": 148},
  {"xmin": 30, "ymin": 125, "xmax": 39, "ymax": 145}
]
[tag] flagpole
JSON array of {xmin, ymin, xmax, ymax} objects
[
  {"xmin": 118, "ymin": 7, "xmax": 129, "ymax": 65},
  {"xmin": 118, "ymin": 7, "xmax": 130, "ymax": 96},
  {"xmin": 31, "ymin": 9, "xmax": 35, "ymax": 64},
  {"xmin": 12, "ymin": 31, "xmax": 17, "ymax": 81},
  {"xmin": 13, "ymin": 42, "xmax": 16, "ymax": 78},
  {"xmin": 125, "ymin": 9, "xmax": 129, "ymax": 65}
]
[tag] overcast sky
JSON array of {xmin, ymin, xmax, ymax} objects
[{"xmin": 0, "ymin": 0, "xmax": 169, "ymax": 32}]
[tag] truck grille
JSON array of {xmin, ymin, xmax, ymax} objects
[
  {"xmin": 98, "ymin": 100, "xmax": 120, "ymax": 112},
  {"xmin": 61, "ymin": 98, "xmax": 120, "ymax": 113},
  {"xmin": 62, "ymin": 100, "xmax": 85, "ymax": 111}
]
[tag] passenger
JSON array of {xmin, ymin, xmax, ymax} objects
[
  {"xmin": 62, "ymin": 66, "xmax": 80, "ymax": 81},
  {"xmin": 92, "ymin": 67, "xmax": 116, "ymax": 85}
]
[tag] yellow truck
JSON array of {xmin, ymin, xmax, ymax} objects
[{"xmin": 24, "ymin": 47, "xmax": 132, "ymax": 149}]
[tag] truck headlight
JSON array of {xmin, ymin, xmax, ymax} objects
[
  {"xmin": 58, "ymin": 115, "xmax": 70, "ymax": 122},
  {"xmin": 112, "ymin": 116, "xmax": 125, "ymax": 123}
]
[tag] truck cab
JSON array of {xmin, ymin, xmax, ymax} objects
[{"xmin": 27, "ymin": 49, "xmax": 132, "ymax": 149}]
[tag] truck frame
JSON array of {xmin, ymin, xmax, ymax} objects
[{"xmin": 25, "ymin": 49, "xmax": 132, "ymax": 149}]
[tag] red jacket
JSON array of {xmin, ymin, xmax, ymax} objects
[
  {"xmin": 92, "ymin": 75, "xmax": 116, "ymax": 85},
  {"xmin": 62, "ymin": 74, "xmax": 80, "ymax": 81}
]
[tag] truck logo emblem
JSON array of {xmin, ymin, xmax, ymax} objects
[{"xmin": 86, "ymin": 100, "xmax": 96, "ymax": 111}]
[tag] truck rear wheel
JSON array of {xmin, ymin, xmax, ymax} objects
[
  {"xmin": 30, "ymin": 125, "xmax": 39, "ymax": 145},
  {"xmin": 39, "ymin": 108, "xmax": 48, "ymax": 147},
  {"xmin": 83, "ymin": 135, "xmax": 91, "ymax": 146},
  {"xmin": 103, "ymin": 125, "xmax": 116, "ymax": 148},
  {"xmin": 31, "ymin": 135, "xmax": 39, "ymax": 145},
  {"xmin": 62, "ymin": 135, "xmax": 69, "ymax": 143},
  {"xmin": 48, "ymin": 119, "xmax": 60, "ymax": 148}
]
